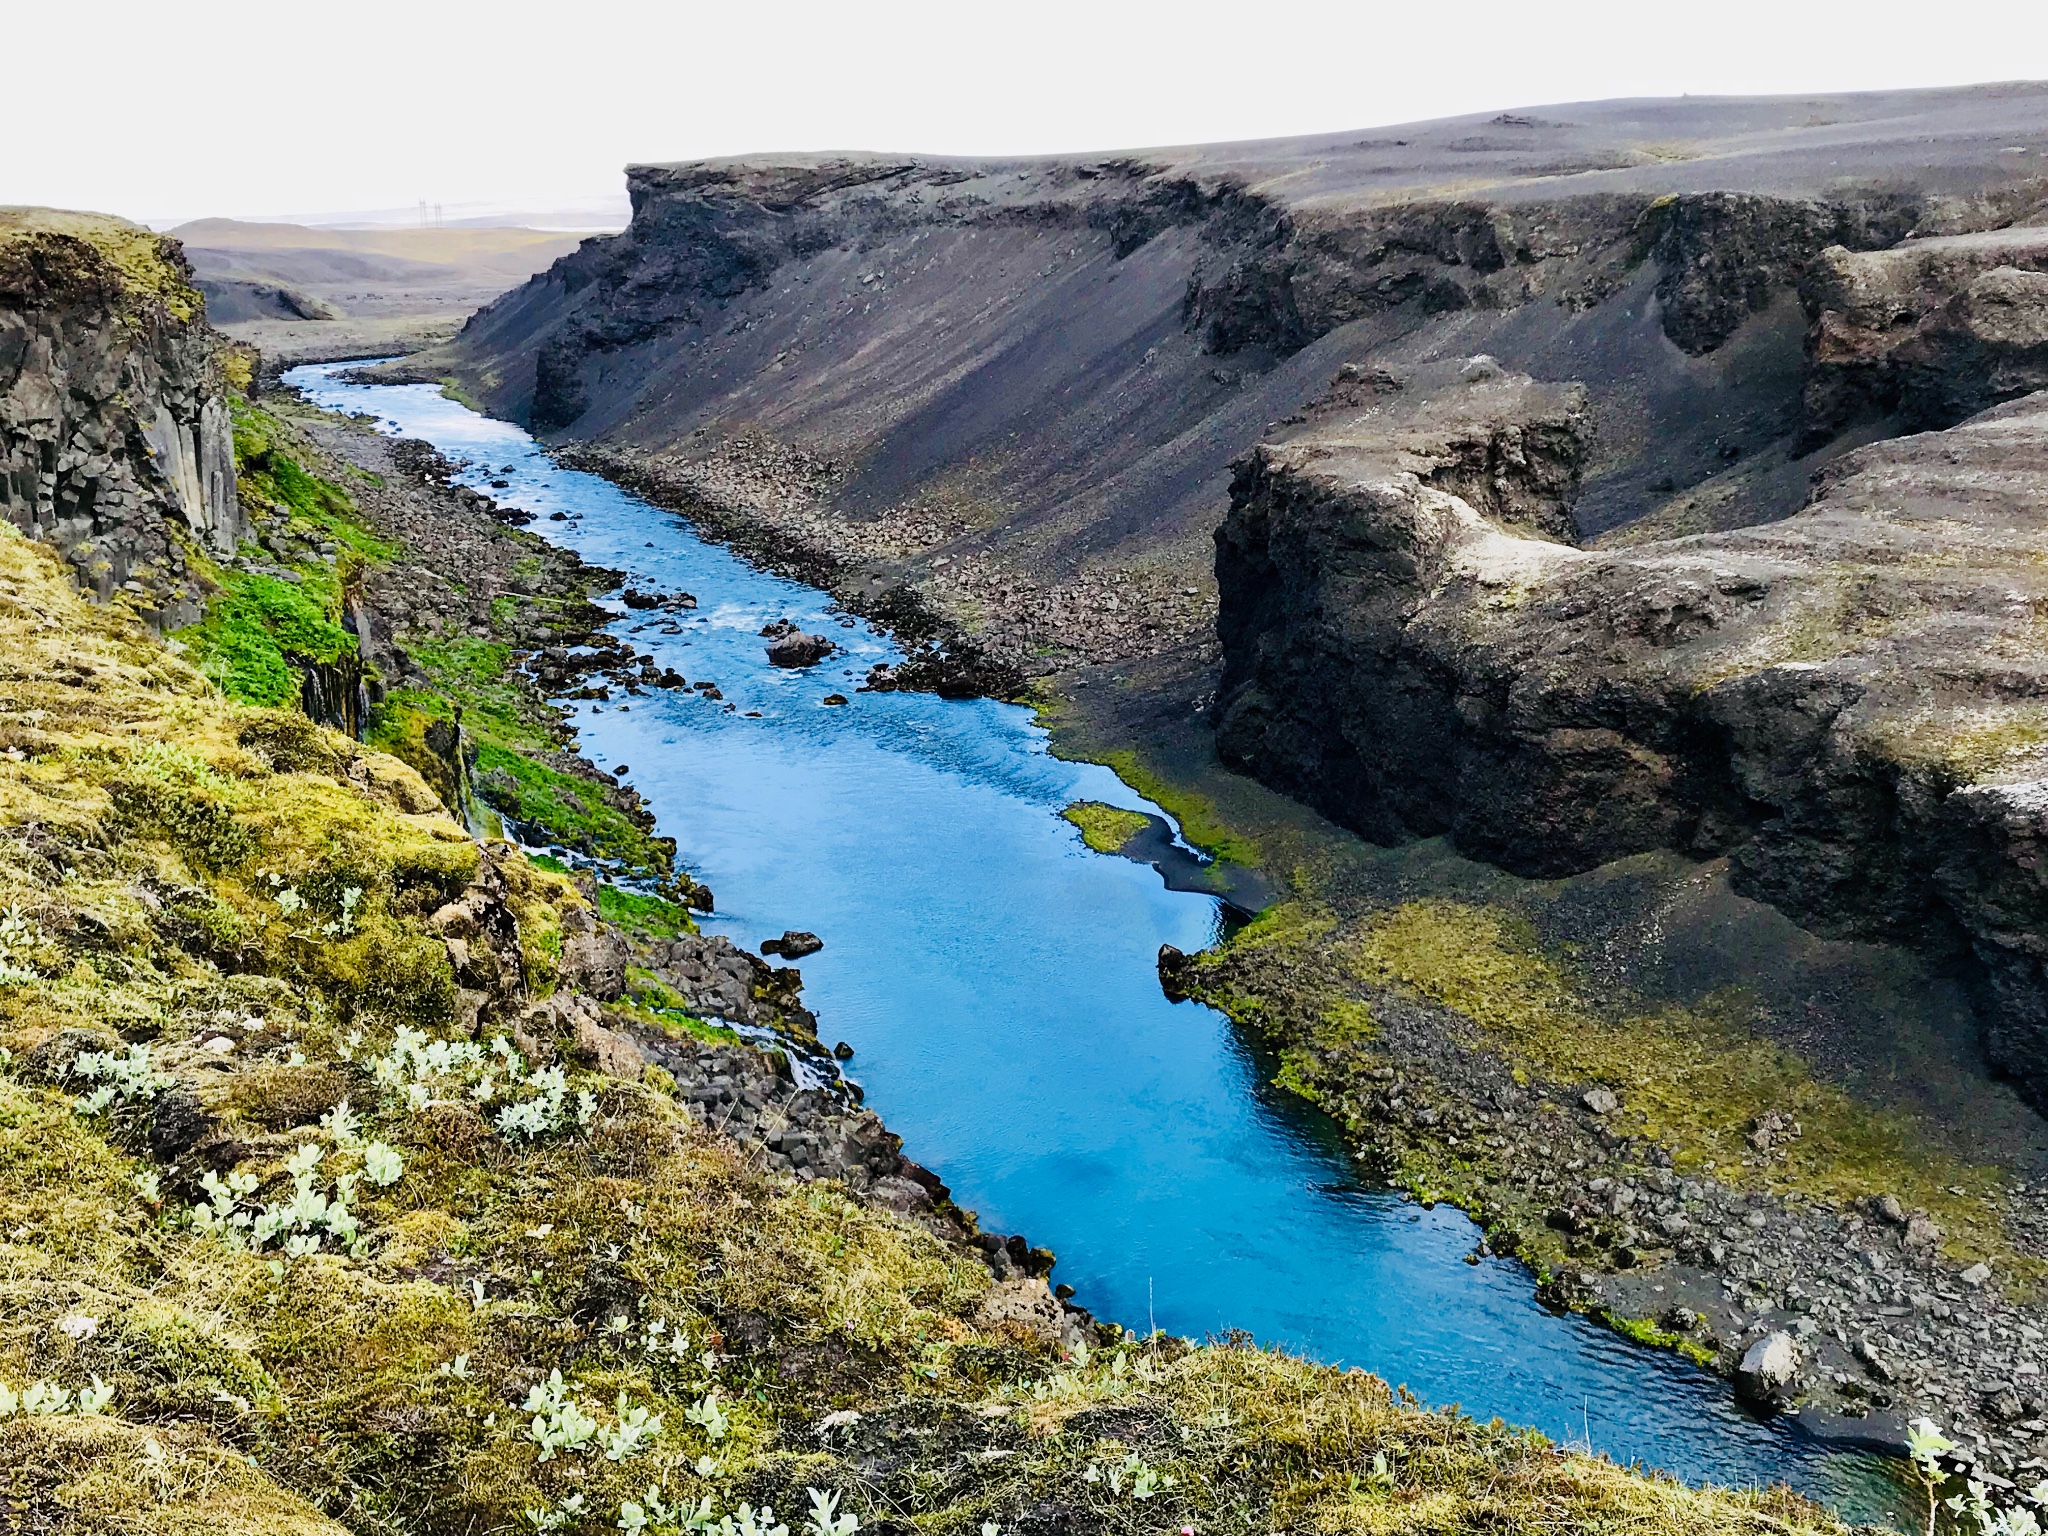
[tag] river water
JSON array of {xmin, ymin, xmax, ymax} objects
[{"xmin": 290, "ymin": 362, "xmax": 1902, "ymax": 1521}]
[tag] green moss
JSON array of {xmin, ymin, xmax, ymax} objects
[
  {"xmin": 0, "ymin": 208, "xmax": 204, "ymax": 322},
  {"xmin": 1058, "ymin": 800, "xmax": 1152, "ymax": 854},
  {"xmin": 613, "ymin": 974, "xmax": 739, "ymax": 1047},
  {"xmin": 182, "ymin": 570, "xmax": 357, "ymax": 709},
  {"xmin": 359, "ymin": 695, "xmax": 463, "ymax": 811},
  {"xmin": 386, "ymin": 636, "xmax": 535, "ymax": 747},
  {"xmin": 176, "ymin": 401, "xmax": 408, "ymax": 710},
  {"xmin": 1100, "ymin": 750, "xmax": 1260, "ymax": 865},
  {"xmin": 229, "ymin": 399, "xmax": 401, "ymax": 573},
  {"xmin": 1601, "ymin": 1311, "xmax": 1719, "ymax": 1368},
  {"xmin": 471, "ymin": 742, "xmax": 671, "ymax": 879},
  {"xmin": 1870, "ymin": 704, "xmax": 2048, "ymax": 784},
  {"xmin": 1348, "ymin": 899, "xmax": 2017, "ymax": 1271},
  {"xmin": 599, "ymin": 884, "xmax": 696, "ymax": 940}
]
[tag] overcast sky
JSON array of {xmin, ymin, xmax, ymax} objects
[{"xmin": 11, "ymin": 0, "xmax": 2045, "ymax": 226}]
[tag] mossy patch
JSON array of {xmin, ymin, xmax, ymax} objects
[
  {"xmin": 470, "ymin": 742, "xmax": 670, "ymax": 878},
  {"xmin": 1100, "ymin": 749, "xmax": 1260, "ymax": 865},
  {"xmin": 1345, "ymin": 899, "xmax": 2014, "ymax": 1268},
  {"xmin": 1059, "ymin": 800, "xmax": 1152, "ymax": 854},
  {"xmin": 599, "ymin": 883, "xmax": 695, "ymax": 940},
  {"xmin": 177, "ymin": 401, "xmax": 401, "ymax": 711},
  {"xmin": 0, "ymin": 208, "xmax": 203, "ymax": 323},
  {"xmin": 1601, "ymin": 1309, "xmax": 1719, "ymax": 1368},
  {"xmin": 180, "ymin": 570, "xmax": 358, "ymax": 709}
]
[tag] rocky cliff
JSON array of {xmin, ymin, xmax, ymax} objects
[
  {"xmin": 1216, "ymin": 370, "xmax": 2048, "ymax": 1102},
  {"xmin": 1802, "ymin": 225, "xmax": 2048, "ymax": 443},
  {"xmin": 416, "ymin": 87, "xmax": 2048, "ymax": 690},
  {"xmin": 0, "ymin": 210, "xmax": 242, "ymax": 626}
]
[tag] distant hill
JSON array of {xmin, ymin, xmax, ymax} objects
[
  {"xmin": 167, "ymin": 219, "xmax": 598, "ymax": 360},
  {"xmin": 168, "ymin": 219, "xmax": 593, "ymax": 280}
]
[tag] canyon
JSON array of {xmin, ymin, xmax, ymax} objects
[
  {"xmin": 10, "ymin": 77, "xmax": 2048, "ymax": 1531},
  {"xmin": 392, "ymin": 81, "xmax": 2048, "ymax": 1476}
]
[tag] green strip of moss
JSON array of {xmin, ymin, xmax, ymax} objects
[
  {"xmin": 470, "ymin": 742, "xmax": 670, "ymax": 878},
  {"xmin": 599, "ymin": 884, "xmax": 695, "ymax": 940},
  {"xmin": 1601, "ymin": 1310, "xmax": 1720, "ymax": 1368},
  {"xmin": 182, "ymin": 571, "xmax": 357, "ymax": 709}
]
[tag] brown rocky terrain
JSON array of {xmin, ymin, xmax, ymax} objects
[{"xmin": 175, "ymin": 219, "xmax": 601, "ymax": 365}]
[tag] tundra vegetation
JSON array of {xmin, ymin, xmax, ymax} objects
[{"xmin": 1058, "ymin": 802, "xmax": 1152, "ymax": 856}]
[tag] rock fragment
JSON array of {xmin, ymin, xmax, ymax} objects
[
  {"xmin": 1736, "ymin": 1331, "xmax": 1801, "ymax": 1402},
  {"xmin": 767, "ymin": 631, "xmax": 836, "ymax": 667}
]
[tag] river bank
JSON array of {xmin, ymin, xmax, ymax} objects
[
  {"xmin": 455, "ymin": 396, "xmax": 2048, "ymax": 1483},
  {"xmin": 242, "ymin": 384, "xmax": 1068, "ymax": 1264},
  {"xmin": 280, "ymin": 364, "xmax": 1941, "ymax": 1515}
]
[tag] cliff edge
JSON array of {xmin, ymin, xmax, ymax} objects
[{"xmin": 1, "ymin": 209, "xmax": 242, "ymax": 624}]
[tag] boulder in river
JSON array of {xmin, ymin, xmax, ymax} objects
[
  {"xmin": 762, "ymin": 930, "xmax": 823, "ymax": 959},
  {"xmin": 767, "ymin": 631, "xmax": 836, "ymax": 668},
  {"xmin": 1735, "ymin": 1331, "xmax": 1801, "ymax": 1403}
]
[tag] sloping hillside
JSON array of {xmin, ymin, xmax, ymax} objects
[{"xmin": 423, "ymin": 86, "xmax": 2048, "ymax": 690}]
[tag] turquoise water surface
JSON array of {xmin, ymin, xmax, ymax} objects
[{"xmin": 289, "ymin": 362, "xmax": 1903, "ymax": 1520}]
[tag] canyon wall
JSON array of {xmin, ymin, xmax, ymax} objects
[
  {"xmin": 426, "ymin": 84, "xmax": 2048, "ymax": 1099},
  {"xmin": 0, "ymin": 210, "xmax": 241, "ymax": 626}
]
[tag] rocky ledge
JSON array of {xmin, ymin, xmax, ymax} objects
[
  {"xmin": 1804, "ymin": 224, "xmax": 2048, "ymax": 443},
  {"xmin": 1217, "ymin": 370, "xmax": 2048, "ymax": 1113}
]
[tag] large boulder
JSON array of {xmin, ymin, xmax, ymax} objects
[
  {"xmin": 1735, "ymin": 1331, "xmax": 1802, "ymax": 1403},
  {"xmin": 766, "ymin": 631, "xmax": 836, "ymax": 668}
]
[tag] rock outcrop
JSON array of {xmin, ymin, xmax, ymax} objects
[
  {"xmin": 406, "ymin": 88, "xmax": 2048, "ymax": 703},
  {"xmin": 0, "ymin": 210, "xmax": 241, "ymax": 625},
  {"xmin": 1217, "ymin": 377, "xmax": 2048, "ymax": 1106},
  {"xmin": 1803, "ymin": 225, "xmax": 2048, "ymax": 443}
]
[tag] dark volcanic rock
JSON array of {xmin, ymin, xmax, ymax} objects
[
  {"xmin": 411, "ymin": 89, "xmax": 2048, "ymax": 705},
  {"xmin": 1803, "ymin": 225, "xmax": 2048, "ymax": 443},
  {"xmin": 0, "ymin": 212, "xmax": 243, "ymax": 622},
  {"xmin": 1216, "ymin": 380, "xmax": 2048, "ymax": 1108},
  {"xmin": 766, "ymin": 630, "xmax": 835, "ymax": 668}
]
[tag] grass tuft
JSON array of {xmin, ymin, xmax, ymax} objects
[{"xmin": 1059, "ymin": 800, "xmax": 1152, "ymax": 854}]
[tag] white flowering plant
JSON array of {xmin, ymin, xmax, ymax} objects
[
  {"xmin": 69, "ymin": 1043, "xmax": 174, "ymax": 1115},
  {"xmin": 184, "ymin": 1135, "xmax": 405, "ymax": 1259},
  {"xmin": 366, "ymin": 1026, "xmax": 597, "ymax": 1141},
  {"xmin": 0, "ymin": 1375, "xmax": 114, "ymax": 1417},
  {"xmin": 1908, "ymin": 1418, "xmax": 2048, "ymax": 1536}
]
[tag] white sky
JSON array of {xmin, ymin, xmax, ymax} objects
[{"xmin": 9, "ymin": 0, "xmax": 2045, "ymax": 227}]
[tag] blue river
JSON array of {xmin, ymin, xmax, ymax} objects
[{"xmin": 290, "ymin": 362, "xmax": 1903, "ymax": 1522}]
